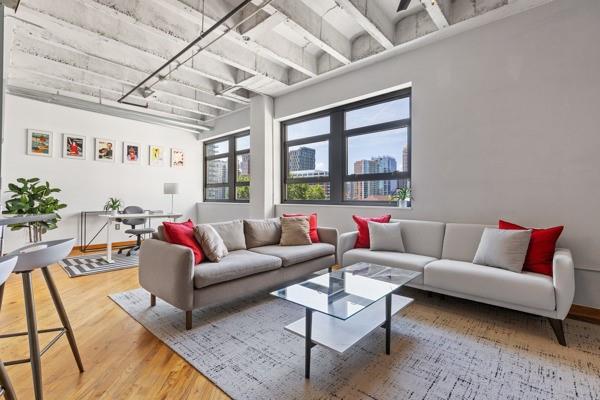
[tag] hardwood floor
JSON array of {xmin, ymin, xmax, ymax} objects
[{"xmin": 0, "ymin": 260, "xmax": 229, "ymax": 400}]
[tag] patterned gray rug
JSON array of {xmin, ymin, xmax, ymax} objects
[
  {"xmin": 60, "ymin": 253, "xmax": 138, "ymax": 277},
  {"xmin": 110, "ymin": 287, "xmax": 600, "ymax": 400}
]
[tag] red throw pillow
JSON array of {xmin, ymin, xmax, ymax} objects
[
  {"xmin": 498, "ymin": 220, "xmax": 564, "ymax": 276},
  {"xmin": 352, "ymin": 215, "xmax": 392, "ymax": 248},
  {"xmin": 162, "ymin": 220, "xmax": 204, "ymax": 264},
  {"xmin": 283, "ymin": 213, "xmax": 319, "ymax": 243}
]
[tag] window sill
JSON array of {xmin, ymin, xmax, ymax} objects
[
  {"xmin": 198, "ymin": 202, "xmax": 250, "ymax": 205},
  {"xmin": 276, "ymin": 203, "xmax": 412, "ymax": 210}
]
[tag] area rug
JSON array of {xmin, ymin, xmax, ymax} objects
[
  {"xmin": 60, "ymin": 253, "xmax": 138, "ymax": 277},
  {"xmin": 110, "ymin": 287, "xmax": 600, "ymax": 400}
]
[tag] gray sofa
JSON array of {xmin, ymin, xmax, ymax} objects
[
  {"xmin": 139, "ymin": 219, "xmax": 337, "ymax": 330},
  {"xmin": 339, "ymin": 219, "xmax": 575, "ymax": 345}
]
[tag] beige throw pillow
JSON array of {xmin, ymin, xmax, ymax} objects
[
  {"xmin": 279, "ymin": 216, "xmax": 311, "ymax": 246},
  {"xmin": 194, "ymin": 224, "xmax": 228, "ymax": 262}
]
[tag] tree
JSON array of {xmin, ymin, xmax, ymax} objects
[
  {"xmin": 287, "ymin": 183, "xmax": 326, "ymax": 200},
  {"xmin": 236, "ymin": 175, "xmax": 250, "ymax": 200}
]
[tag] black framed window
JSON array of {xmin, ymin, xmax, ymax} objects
[
  {"xmin": 282, "ymin": 89, "xmax": 411, "ymax": 206},
  {"xmin": 204, "ymin": 131, "xmax": 250, "ymax": 202}
]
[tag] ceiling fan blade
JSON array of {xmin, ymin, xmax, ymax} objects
[{"xmin": 397, "ymin": 0, "xmax": 411, "ymax": 12}]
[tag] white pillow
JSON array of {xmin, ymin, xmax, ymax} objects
[
  {"xmin": 368, "ymin": 221, "xmax": 405, "ymax": 252},
  {"xmin": 473, "ymin": 227, "xmax": 531, "ymax": 272}
]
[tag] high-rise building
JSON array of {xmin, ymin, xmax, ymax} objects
[
  {"xmin": 288, "ymin": 146, "xmax": 316, "ymax": 171},
  {"xmin": 402, "ymin": 145, "xmax": 409, "ymax": 172},
  {"xmin": 237, "ymin": 153, "xmax": 250, "ymax": 179},
  {"xmin": 350, "ymin": 156, "xmax": 399, "ymax": 200}
]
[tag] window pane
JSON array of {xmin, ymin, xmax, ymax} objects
[
  {"xmin": 344, "ymin": 179, "xmax": 409, "ymax": 201},
  {"xmin": 205, "ymin": 140, "xmax": 229, "ymax": 156},
  {"xmin": 347, "ymin": 128, "xmax": 408, "ymax": 175},
  {"xmin": 287, "ymin": 141, "xmax": 329, "ymax": 177},
  {"xmin": 345, "ymin": 98, "xmax": 410, "ymax": 130},
  {"xmin": 236, "ymin": 154, "xmax": 250, "ymax": 182},
  {"xmin": 286, "ymin": 116, "xmax": 330, "ymax": 141},
  {"xmin": 236, "ymin": 135, "xmax": 250, "ymax": 151},
  {"xmin": 236, "ymin": 186, "xmax": 250, "ymax": 201},
  {"xmin": 207, "ymin": 157, "xmax": 228, "ymax": 184},
  {"xmin": 286, "ymin": 183, "xmax": 330, "ymax": 201},
  {"xmin": 206, "ymin": 187, "xmax": 229, "ymax": 200}
]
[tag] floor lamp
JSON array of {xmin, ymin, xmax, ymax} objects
[{"xmin": 164, "ymin": 183, "xmax": 179, "ymax": 214}]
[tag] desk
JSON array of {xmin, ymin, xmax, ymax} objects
[{"xmin": 99, "ymin": 213, "xmax": 182, "ymax": 262}]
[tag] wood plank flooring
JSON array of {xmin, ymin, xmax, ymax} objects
[{"xmin": 0, "ymin": 260, "xmax": 229, "ymax": 400}]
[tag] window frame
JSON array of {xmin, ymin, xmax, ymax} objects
[
  {"xmin": 204, "ymin": 130, "xmax": 250, "ymax": 203},
  {"xmin": 281, "ymin": 89, "xmax": 411, "ymax": 206}
]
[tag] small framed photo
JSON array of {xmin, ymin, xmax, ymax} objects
[
  {"xmin": 149, "ymin": 145, "xmax": 164, "ymax": 167},
  {"xmin": 123, "ymin": 142, "xmax": 141, "ymax": 164},
  {"xmin": 62, "ymin": 134, "xmax": 86, "ymax": 160},
  {"xmin": 27, "ymin": 129, "xmax": 53, "ymax": 157},
  {"xmin": 95, "ymin": 138, "xmax": 116, "ymax": 162},
  {"xmin": 171, "ymin": 148, "xmax": 184, "ymax": 167}
]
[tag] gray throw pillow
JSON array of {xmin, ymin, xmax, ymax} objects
[
  {"xmin": 368, "ymin": 221, "xmax": 405, "ymax": 252},
  {"xmin": 280, "ymin": 216, "xmax": 311, "ymax": 246},
  {"xmin": 243, "ymin": 218, "xmax": 282, "ymax": 248},
  {"xmin": 194, "ymin": 224, "xmax": 228, "ymax": 262},
  {"xmin": 210, "ymin": 220, "xmax": 246, "ymax": 251},
  {"xmin": 473, "ymin": 227, "xmax": 531, "ymax": 272}
]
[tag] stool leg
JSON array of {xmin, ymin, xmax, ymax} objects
[
  {"xmin": 0, "ymin": 283, "xmax": 5, "ymax": 312},
  {"xmin": 0, "ymin": 360, "xmax": 18, "ymax": 400},
  {"xmin": 41, "ymin": 267, "xmax": 84, "ymax": 373},
  {"xmin": 22, "ymin": 272, "xmax": 43, "ymax": 400}
]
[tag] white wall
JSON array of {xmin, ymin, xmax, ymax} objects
[
  {"xmin": 201, "ymin": 0, "xmax": 600, "ymax": 306},
  {"xmin": 2, "ymin": 95, "xmax": 202, "ymax": 251}
]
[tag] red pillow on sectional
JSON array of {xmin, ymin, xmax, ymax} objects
[
  {"xmin": 162, "ymin": 220, "xmax": 204, "ymax": 264},
  {"xmin": 352, "ymin": 215, "xmax": 392, "ymax": 248},
  {"xmin": 283, "ymin": 213, "xmax": 320, "ymax": 243},
  {"xmin": 498, "ymin": 220, "xmax": 564, "ymax": 276}
]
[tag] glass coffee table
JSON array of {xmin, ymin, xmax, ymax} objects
[{"xmin": 271, "ymin": 262, "xmax": 421, "ymax": 378}]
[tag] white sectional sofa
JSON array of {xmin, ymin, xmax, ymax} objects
[{"xmin": 338, "ymin": 219, "xmax": 575, "ymax": 345}]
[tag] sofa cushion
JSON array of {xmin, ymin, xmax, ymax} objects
[
  {"xmin": 369, "ymin": 221, "xmax": 405, "ymax": 252},
  {"xmin": 194, "ymin": 224, "xmax": 228, "ymax": 262},
  {"xmin": 342, "ymin": 249, "xmax": 437, "ymax": 285},
  {"xmin": 194, "ymin": 250, "xmax": 282, "ymax": 289},
  {"xmin": 472, "ymin": 228, "xmax": 531, "ymax": 272},
  {"xmin": 250, "ymin": 243, "xmax": 335, "ymax": 267},
  {"xmin": 441, "ymin": 223, "xmax": 490, "ymax": 262},
  {"xmin": 390, "ymin": 219, "xmax": 445, "ymax": 259},
  {"xmin": 424, "ymin": 259, "xmax": 555, "ymax": 311},
  {"xmin": 244, "ymin": 218, "xmax": 281, "ymax": 248},
  {"xmin": 210, "ymin": 220, "xmax": 246, "ymax": 251}
]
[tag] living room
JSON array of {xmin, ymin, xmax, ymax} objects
[{"xmin": 0, "ymin": 0, "xmax": 599, "ymax": 399}]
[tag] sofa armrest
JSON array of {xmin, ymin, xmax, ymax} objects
[
  {"xmin": 338, "ymin": 231, "xmax": 358, "ymax": 267},
  {"xmin": 317, "ymin": 227, "xmax": 339, "ymax": 264},
  {"xmin": 138, "ymin": 239, "xmax": 195, "ymax": 311},
  {"xmin": 553, "ymin": 248, "xmax": 575, "ymax": 320}
]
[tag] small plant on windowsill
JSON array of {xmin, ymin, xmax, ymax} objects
[
  {"xmin": 391, "ymin": 187, "xmax": 412, "ymax": 208},
  {"xmin": 103, "ymin": 197, "xmax": 122, "ymax": 216}
]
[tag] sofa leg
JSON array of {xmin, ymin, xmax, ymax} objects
[
  {"xmin": 186, "ymin": 311, "xmax": 192, "ymax": 330},
  {"xmin": 548, "ymin": 318, "xmax": 566, "ymax": 346},
  {"xmin": 150, "ymin": 294, "xmax": 156, "ymax": 307}
]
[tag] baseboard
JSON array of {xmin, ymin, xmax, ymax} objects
[
  {"xmin": 74, "ymin": 240, "xmax": 137, "ymax": 252},
  {"xmin": 568, "ymin": 304, "xmax": 600, "ymax": 325}
]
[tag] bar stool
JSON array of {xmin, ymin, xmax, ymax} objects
[
  {"xmin": 0, "ymin": 255, "xmax": 19, "ymax": 400},
  {"xmin": 2, "ymin": 239, "xmax": 83, "ymax": 400}
]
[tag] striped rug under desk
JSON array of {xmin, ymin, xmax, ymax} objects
[{"xmin": 59, "ymin": 253, "xmax": 138, "ymax": 277}]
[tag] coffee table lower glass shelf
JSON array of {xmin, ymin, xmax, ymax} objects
[{"xmin": 271, "ymin": 263, "xmax": 421, "ymax": 378}]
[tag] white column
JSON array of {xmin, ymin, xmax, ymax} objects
[{"xmin": 249, "ymin": 95, "xmax": 275, "ymax": 219}]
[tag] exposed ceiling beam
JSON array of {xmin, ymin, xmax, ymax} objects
[
  {"xmin": 76, "ymin": 0, "xmax": 289, "ymax": 90},
  {"xmin": 254, "ymin": 0, "xmax": 352, "ymax": 65},
  {"xmin": 334, "ymin": 0, "xmax": 395, "ymax": 49},
  {"xmin": 421, "ymin": 0, "xmax": 450, "ymax": 29},
  {"xmin": 156, "ymin": 0, "xmax": 317, "ymax": 78}
]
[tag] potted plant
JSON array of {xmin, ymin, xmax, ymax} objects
[
  {"xmin": 103, "ymin": 197, "xmax": 122, "ymax": 216},
  {"xmin": 4, "ymin": 178, "xmax": 67, "ymax": 242},
  {"xmin": 391, "ymin": 187, "xmax": 412, "ymax": 208}
]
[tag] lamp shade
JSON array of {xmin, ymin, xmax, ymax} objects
[{"xmin": 163, "ymin": 182, "xmax": 180, "ymax": 195}]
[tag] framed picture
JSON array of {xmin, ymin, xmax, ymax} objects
[
  {"xmin": 171, "ymin": 148, "xmax": 184, "ymax": 167},
  {"xmin": 123, "ymin": 142, "xmax": 141, "ymax": 164},
  {"xmin": 95, "ymin": 138, "xmax": 116, "ymax": 162},
  {"xmin": 62, "ymin": 134, "xmax": 86, "ymax": 160},
  {"xmin": 149, "ymin": 145, "xmax": 164, "ymax": 167},
  {"xmin": 27, "ymin": 129, "xmax": 53, "ymax": 157}
]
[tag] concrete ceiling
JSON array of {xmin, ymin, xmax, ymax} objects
[{"xmin": 5, "ymin": 0, "xmax": 534, "ymax": 133}]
